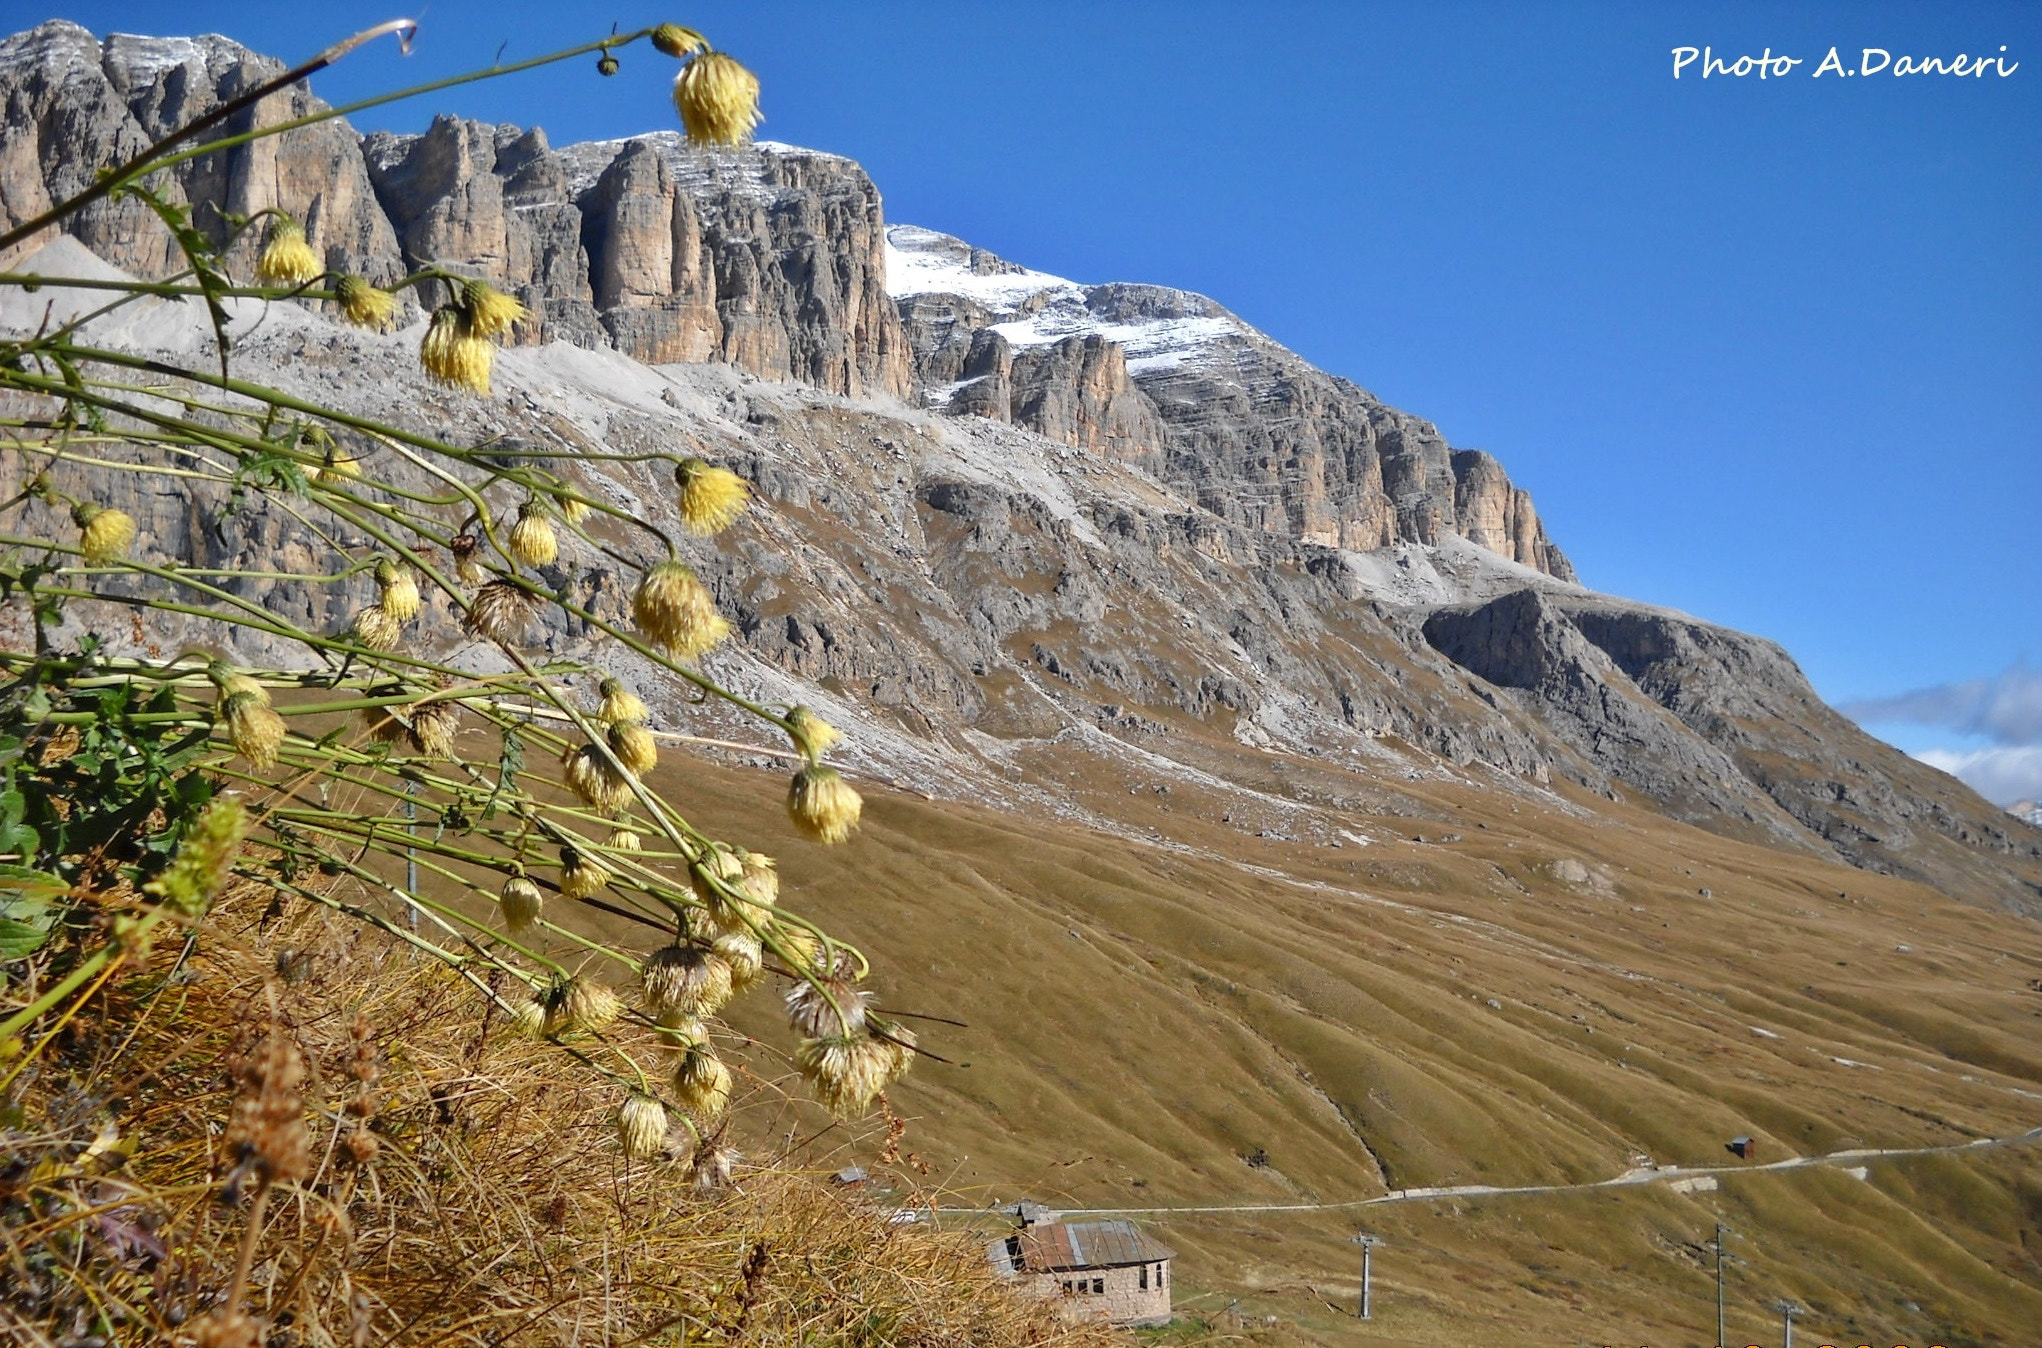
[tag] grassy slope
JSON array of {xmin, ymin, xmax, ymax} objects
[{"xmin": 621, "ymin": 724, "xmax": 2042, "ymax": 1347}]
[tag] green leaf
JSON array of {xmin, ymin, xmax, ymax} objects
[{"xmin": 0, "ymin": 916, "xmax": 51, "ymax": 960}]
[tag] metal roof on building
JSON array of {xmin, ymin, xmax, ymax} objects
[{"xmin": 1013, "ymin": 1220, "xmax": 1174, "ymax": 1272}]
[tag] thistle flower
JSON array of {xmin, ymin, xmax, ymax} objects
[
  {"xmin": 689, "ymin": 844, "xmax": 744, "ymax": 910},
  {"xmin": 787, "ymin": 765, "xmax": 862, "ymax": 844},
  {"xmin": 654, "ymin": 1010, "xmax": 708, "ymax": 1050},
  {"xmin": 712, "ymin": 931, "xmax": 763, "ymax": 992},
  {"xmin": 642, "ymin": 944, "xmax": 734, "ymax": 1017},
  {"xmin": 333, "ymin": 274, "xmax": 397, "ymax": 329},
  {"xmin": 563, "ymin": 977, "xmax": 624, "ymax": 1031},
  {"xmin": 467, "ymin": 579, "xmax": 538, "ymax": 643},
  {"xmin": 631, "ymin": 560, "xmax": 730, "ymax": 658},
  {"xmin": 221, "ymin": 689, "xmax": 287, "ymax": 769},
  {"xmin": 72, "ymin": 502, "xmax": 136, "ymax": 564},
  {"xmin": 420, "ymin": 304, "xmax": 493, "ymax": 394},
  {"xmin": 558, "ymin": 491, "xmax": 593, "ymax": 525},
  {"xmin": 609, "ymin": 719, "xmax": 658, "ymax": 776},
  {"xmin": 671, "ymin": 1041, "xmax": 733, "ymax": 1119},
  {"xmin": 598, "ymin": 677, "xmax": 648, "ymax": 726},
  {"xmin": 606, "ymin": 827, "xmax": 644, "ymax": 852},
  {"xmin": 462, "ymin": 279, "xmax": 527, "ymax": 340},
  {"xmin": 651, "ymin": 22, "xmax": 706, "ymax": 57},
  {"xmin": 563, "ymin": 742, "xmax": 633, "ymax": 813},
  {"xmin": 375, "ymin": 558, "xmax": 421, "ymax": 621},
  {"xmin": 143, "ymin": 798, "xmax": 250, "ymax": 916},
  {"xmin": 256, "ymin": 215, "xmax": 321, "ymax": 286},
  {"xmin": 673, "ymin": 457, "xmax": 750, "ymax": 535},
  {"xmin": 618, "ymin": 1093, "xmax": 669, "ymax": 1160},
  {"xmin": 559, "ymin": 847, "xmax": 614, "ymax": 901},
  {"xmin": 703, "ymin": 851, "xmax": 779, "ymax": 935},
  {"xmin": 349, "ymin": 604, "xmax": 402, "ymax": 651},
  {"xmin": 205, "ymin": 660, "xmax": 268, "ymax": 704},
  {"xmin": 689, "ymin": 1141, "xmax": 740, "ymax": 1193},
  {"xmin": 786, "ymin": 705, "xmax": 841, "ymax": 759},
  {"xmin": 510, "ymin": 999, "xmax": 549, "ymax": 1037},
  {"xmin": 359, "ymin": 703, "xmax": 408, "ymax": 745},
  {"xmin": 315, "ymin": 446, "xmax": 362, "ymax": 485},
  {"xmin": 872, "ymin": 1015, "xmax": 919, "ymax": 1081},
  {"xmin": 673, "ymin": 50, "xmax": 762, "ymax": 147},
  {"xmin": 770, "ymin": 921, "xmax": 822, "ymax": 974},
  {"xmin": 784, "ymin": 968, "xmax": 872, "ymax": 1039},
  {"xmin": 508, "ymin": 501, "xmax": 559, "ymax": 569},
  {"xmin": 451, "ymin": 533, "xmax": 485, "ymax": 585},
  {"xmin": 500, "ymin": 874, "xmax": 544, "ymax": 934},
  {"xmin": 407, "ymin": 699, "xmax": 460, "ymax": 758},
  {"xmin": 795, "ymin": 1032, "xmax": 898, "ymax": 1118}
]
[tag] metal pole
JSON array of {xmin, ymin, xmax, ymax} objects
[
  {"xmin": 1713, "ymin": 1223, "xmax": 1728, "ymax": 1348},
  {"xmin": 1780, "ymin": 1300, "xmax": 1798, "ymax": 1348},
  {"xmin": 1353, "ymin": 1233, "xmax": 1381, "ymax": 1320}
]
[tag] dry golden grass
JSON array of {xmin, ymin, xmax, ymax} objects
[{"xmin": 0, "ymin": 879, "xmax": 1128, "ymax": 1348}]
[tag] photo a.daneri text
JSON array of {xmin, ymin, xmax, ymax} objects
[{"xmin": 1672, "ymin": 44, "xmax": 2018, "ymax": 79}]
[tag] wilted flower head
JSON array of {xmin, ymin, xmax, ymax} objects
[
  {"xmin": 559, "ymin": 847, "xmax": 614, "ymax": 901},
  {"xmin": 375, "ymin": 557, "xmax": 421, "ymax": 621},
  {"xmin": 72, "ymin": 502, "xmax": 137, "ymax": 565},
  {"xmin": 333, "ymin": 274, "xmax": 397, "ymax": 329},
  {"xmin": 787, "ymin": 765, "xmax": 862, "ymax": 844},
  {"xmin": 689, "ymin": 1140, "xmax": 740, "ymax": 1192},
  {"xmin": 786, "ymin": 705, "xmax": 840, "ymax": 760},
  {"xmin": 466, "ymin": 579, "xmax": 538, "ymax": 643},
  {"xmin": 510, "ymin": 998, "xmax": 549, "ymax": 1037},
  {"xmin": 784, "ymin": 966, "xmax": 873, "ymax": 1039},
  {"xmin": 348, "ymin": 603, "xmax": 402, "ymax": 651},
  {"xmin": 407, "ymin": 698, "xmax": 460, "ymax": 758},
  {"xmin": 871, "ymin": 1014, "xmax": 919, "ymax": 1081},
  {"xmin": 508, "ymin": 501, "xmax": 559, "ymax": 570},
  {"xmin": 562, "ymin": 977, "xmax": 624, "ymax": 1032},
  {"xmin": 673, "ymin": 457, "xmax": 750, "ymax": 535},
  {"xmin": 499, "ymin": 874, "xmax": 544, "ymax": 934},
  {"xmin": 563, "ymin": 741, "xmax": 634, "ymax": 813},
  {"xmin": 671, "ymin": 1041, "xmax": 733, "ymax": 1119},
  {"xmin": 608, "ymin": 719, "xmax": 658, "ymax": 776},
  {"xmin": 618, "ymin": 1093, "xmax": 669, "ymax": 1160},
  {"xmin": 767, "ymin": 920, "xmax": 820, "ymax": 975},
  {"xmin": 221, "ymin": 689, "xmax": 287, "ymax": 769},
  {"xmin": 451, "ymin": 533, "xmax": 485, "ymax": 585},
  {"xmin": 795, "ymin": 1032, "xmax": 899, "ymax": 1119},
  {"xmin": 651, "ymin": 22, "xmax": 706, "ymax": 57},
  {"xmin": 632, "ymin": 560, "xmax": 730, "ymax": 658},
  {"xmin": 256, "ymin": 215, "xmax": 321, "ymax": 286},
  {"xmin": 642, "ymin": 943, "xmax": 734, "ymax": 1017},
  {"xmin": 462, "ymin": 279, "xmax": 527, "ymax": 340},
  {"xmin": 689, "ymin": 844, "xmax": 744, "ymax": 908},
  {"xmin": 711, "ymin": 930, "xmax": 763, "ymax": 991},
  {"xmin": 420, "ymin": 304, "xmax": 492, "ymax": 394},
  {"xmin": 673, "ymin": 50, "xmax": 762, "ymax": 146},
  {"xmin": 598, "ymin": 677, "xmax": 649, "ymax": 726}
]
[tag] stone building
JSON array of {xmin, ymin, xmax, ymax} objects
[{"xmin": 988, "ymin": 1218, "xmax": 1175, "ymax": 1327}]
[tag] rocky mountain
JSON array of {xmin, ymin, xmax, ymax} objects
[{"xmin": 3, "ymin": 18, "xmax": 2040, "ymax": 920}]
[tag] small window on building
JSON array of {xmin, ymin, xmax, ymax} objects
[
  {"xmin": 1061, "ymin": 1281, "xmax": 1072, "ymax": 1295},
  {"xmin": 1093, "ymin": 1278, "xmax": 1105, "ymax": 1294},
  {"xmin": 1140, "ymin": 1265, "xmax": 1149, "ymax": 1290}
]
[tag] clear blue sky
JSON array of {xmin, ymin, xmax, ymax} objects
[{"xmin": 35, "ymin": 2, "xmax": 2042, "ymax": 796}]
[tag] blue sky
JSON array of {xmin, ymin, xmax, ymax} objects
[{"xmin": 37, "ymin": 1, "xmax": 2042, "ymax": 800}]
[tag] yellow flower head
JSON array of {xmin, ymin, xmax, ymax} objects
[
  {"xmin": 673, "ymin": 457, "xmax": 750, "ymax": 535},
  {"xmin": 462, "ymin": 279, "xmax": 527, "ymax": 340},
  {"xmin": 564, "ymin": 741, "xmax": 633, "ymax": 813},
  {"xmin": 786, "ymin": 705, "xmax": 840, "ymax": 760},
  {"xmin": 606, "ymin": 827, "xmax": 644, "ymax": 852},
  {"xmin": 333, "ymin": 274, "xmax": 397, "ymax": 329},
  {"xmin": 631, "ymin": 560, "xmax": 730, "ymax": 658},
  {"xmin": 654, "ymin": 1010, "xmax": 708, "ymax": 1050},
  {"xmin": 699, "ymin": 848, "xmax": 775, "ymax": 935},
  {"xmin": 467, "ymin": 579, "xmax": 538, "ymax": 643},
  {"xmin": 375, "ymin": 557, "xmax": 421, "ymax": 621},
  {"xmin": 562, "ymin": 977, "xmax": 624, "ymax": 1031},
  {"xmin": 500, "ymin": 875, "xmax": 544, "ymax": 934},
  {"xmin": 420, "ymin": 304, "xmax": 493, "ymax": 394},
  {"xmin": 651, "ymin": 23, "xmax": 706, "ymax": 57},
  {"xmin": 787, "ymin": 765, "xmax": 862, "ymax": 845},
  {"xmin": 349, "ymin": 604, "xmax": 402, "ymax": 651},
  {"xmin": 221, "ymin": 689, "xmax": 287, "ymax": 770},
  {"xmin": 641, "ymin": 943, "xmax": 733, "ymax": 1017},
  {"xmin": 509, "ymin": 501, "xmax": 559, "ymax": 569},
  {"xmin": 671, "ymin": 1042, "xmax": 733, "ymax": 1119},
  {"xmin": 558, "ymin": 493, "xmax": 592, "ymax": 525},
  {"xmin": 72, "ymin": 503, "xmax": 137, "ymax": 564},
  {"xmin": 673, "ymin": 50, "xmax": 762, "ymax": 146},
  {"xmin": 618, "ymin": 1093, "xmax": 668, "ymax": 1160},
  {"xmin": 795, "ymin": 1032, "xmax": 898, "ymax": 1118},
  {"xmin": 711, "ymin": 931, "xmax": 763, "ymax": 992},
  {"xmin": 608, "ymin": 719, "xmax": 658, "ymax": 776},
  {"xmin": 559, "ymin": 846, "xmax": 614, "ymax": 901},
  {"xmin": 450, "ymin": 533, "xmax": 485, "ymax": 585},
  {"xmin": 359, "ymin": 703, "xmax": 408, "ymax": 745},
  {"xmin": 205, "ymin": 660, "xmax": 268, "ymax": 705},
  {"xmin": 256, "ymin": 215, "xmax": 321, "ymax": 286},
  {"xmin": 767, "ymin": 920, "xmax": 820, "ymax": 974},
  {"xmin": 407, "ymin": 699, "xmax": 460, "ymax": 759},
  {"xmin": 315, "ymin": 446, "xmax": 362, "ymax": 486},
  {"xmin": 598, "ymin": 677, "xmax": 648, "ymax": 726}
]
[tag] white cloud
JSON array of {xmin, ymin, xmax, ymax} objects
[
  {"xmin": 1913, "ymin": 746, "xmax": 2042, "ymax": 808},
  {"xmin": 1841, "ymin": 664, "xmax": 2042, "ymax": 746}
]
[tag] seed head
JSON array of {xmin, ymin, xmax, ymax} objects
[
  {"xmin": 360, "ymin": 702, "xmax": 408, "ymax": 745},
  {"xmin": 192, "ymin": 1309, "xmax": 262, "ymax": 1348},
  {"xmin": 462, "ymin": 279, "xmax": 527, "ymax": 340},
  {"xmin": 563, "ymin": 742, "xmax": 634, "ymax": 813},
  {"xmin": 711, "ymin": 931, "xmax": 763, "ymax": 992},
  {"xmin": 784, "ymin": 969, "xmax": 872, "ymax": 1039},
  {"xmin": 673, "ymin": 457, "xmax": 750, "ymax": 535},
  {"xmin": 420, "ymin": 304, "xmax": 493, "ymax": 394},
  {"xmin": 466, "ymin": 579, "xmax": 538, "ymax": 643},
  {"xmin": 143, "ymin": 797, "xmax": 250, "ymax": 916},
  {"xmin": 349, "ymin": 604, "xmax": 402, "ymax": 651},
  {"xmin": 222, "ymin": 690, "xmax": 287, "ymax": 769},
  {"xmin": 689, "ymin": 844, "xmax": 744, "ymax": 908},
  {"xmin": 786, "ymin": 705, "xmax": 841, "ymax": 760},
  {"xmin": 618, "ymin": 1093, "xmax": 669, "ymax": 1160},
  {"xmin": 596, "ymin": 51, "xmax": 620, "ymax": 76},
  {"xmin": 606, "ymin": 827, "xmax": 644, "ymax": 852},
  {"xmin": 72, "ymin": 502, "xmax": 137, "ymax": 564},
  {"xmin": 689, "ymin": 1141, "xmax": 740, "ymax": 1193},
  {"xmin": 225, "ymin": 1022, "xmax": 312, "ymax": 1188},
  {"xmin": 597, "ymin": 677, "xmax": 648, "ymax": 725},
  {"xmin": 642, "ymin": 943, "xmax": 734, "ymax": 1017},
  {"xmin": 256, "ymin": 215, "xmax": 321, "ymax": 286},
  {"xmin": 654, "ymin": 1010, "xmax": 708, "ymax": 1050},
  {"xmin": 559, "ymin": 847, "xmax": 614, "ymax": 901},
  {"xmin": 787, "ymin": 765, "xmax": 862, "ymax": 844},
  {"xmin": 500, "ymin": 874, "xmax": 544, "ymax": 934},
  {"xmin": 671, "ymin": 1041, "xmax": 733, "ymax": 1119},
  {"xmin": 795, "ymin": 1032, "xmax": 898, "ymax": 1118},
  {"xmin": 375, "ymin": 558, "xmax": 422, "ymax": 621},
  {"xmin": 407, "ymin": 699, "xmax": 460, "ymax": 759},
  {"xmin": 608, "ymin": 719, "xmax": 658, "ymax": 776},
  {"xmin": 651, "ymin": 23, "xmax": 706, "ymax": 57},
  {"xmin": 333, "ymin": 274, "xmax": 397, "ymax": 329},
  {"xmin": 509, "ymin": 501, "xmax": 559, "ymax": 569},
  {"xmin": 451, "ymin": 533, "xmax": 485, "ymax": 585},
  {"xmin": 562, "ymin": 977, "xmax": 624, "ymax": 1032},
  {"xmin": 510, "ymin": 998, "xmax": 548, "ymax": 1037},
  {"xmin": 632, "ymin": 560, "xmax": 730, "ymax": 658},
  {"xmin": 673, "ymin": 50, "xmax": 762, "ymax": 146}
]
